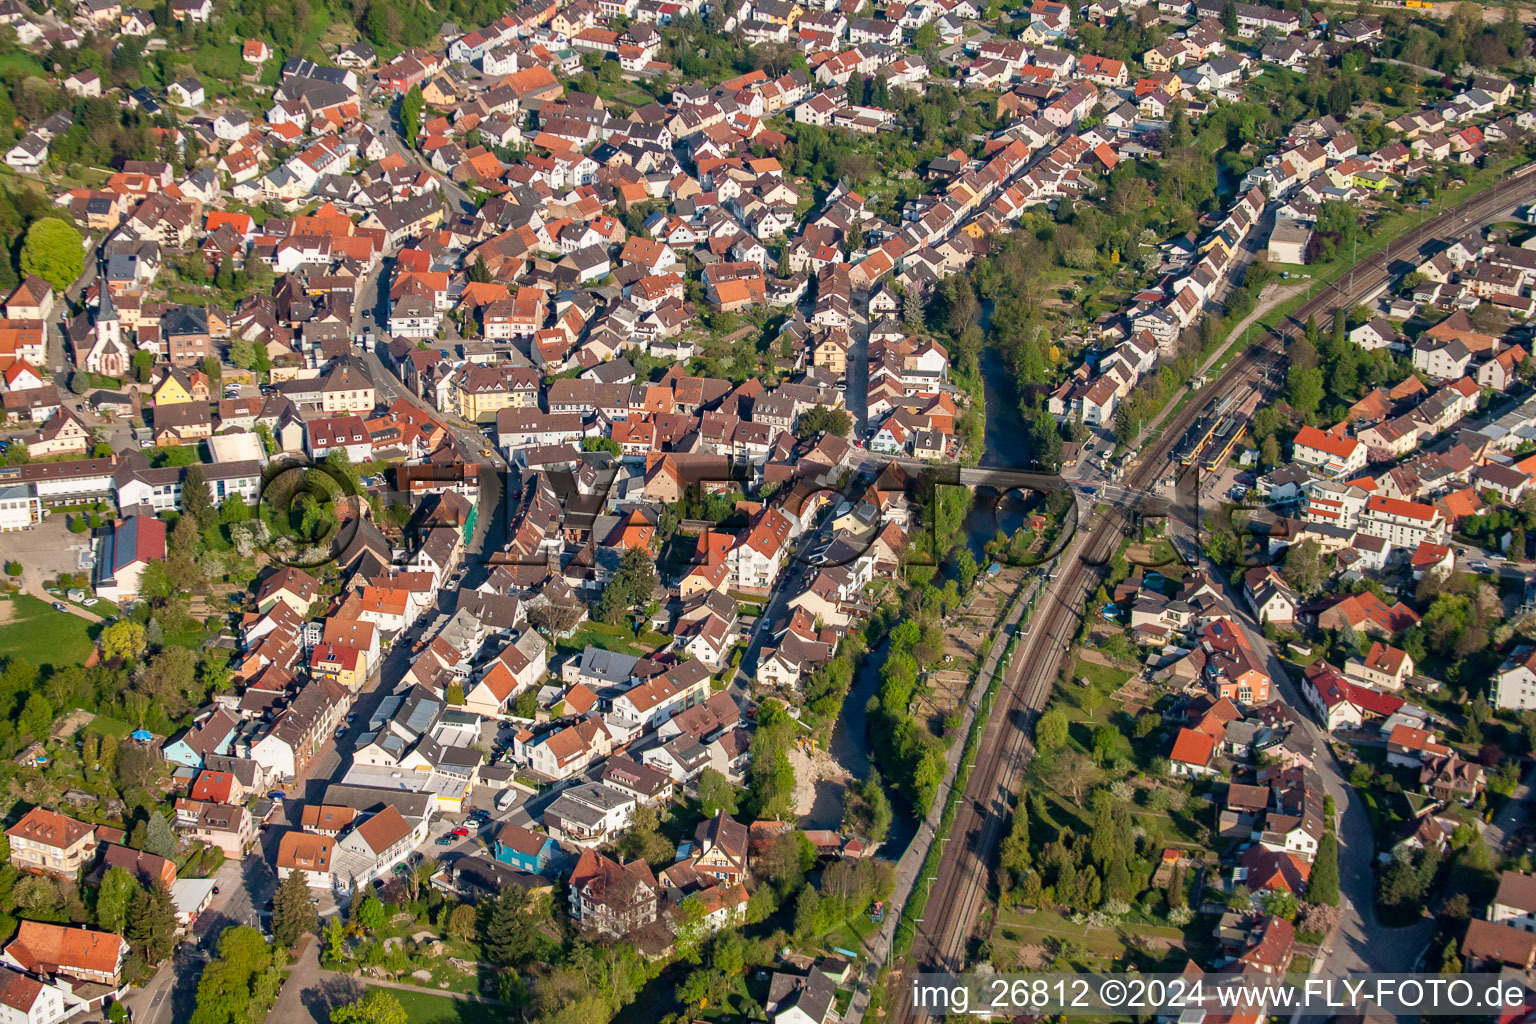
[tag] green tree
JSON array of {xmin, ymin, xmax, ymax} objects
[
  {"xmin": 181, "ymin": 464, "xmax": 215, "ymax": 529},
  {"xmin": 273, "ymin": 868, "xmax": 317, "ymax": 947},
  {"xmin": 126, "ymin": 880, "xmax": 178, "ymax": 964},
  {"xmin": 446, "ymin": 903, "xmax": 476, "ymax": 940},
  {"xmin": 696, "ymin": 768, "xmax": 741, "ymax": 817},
  {"xmin": 797, "ymin": 405, "xmax": 852, "ymax": 438},
  {"xmin": 617, "ymin": 804, "xmax": 675, "ymax": 866},
  {"xmin": 1309, "ymin": 832, "xmax": 1340, "ymax": 906},
  {"xmin": 998, "ymin": 804, "xmax": 1031, "ymax": 888},
  {"xmin": 143, "ymin": 812, "xmax": 177, "ymax": 858},
  {"xmin": 18, "ymin": 693, "xmax": 53, "ymax": 738},
  {"xmin": 353, "ymin": 894, "xmax": 385, "ymax": 932},
  {"xmin": 1037, "ymin": 708, "xmax": 1068, "ymax": 750},
  {"xmin": 190, "ymin": 926, "xmax": 279, "ymax": 1024},
  {"xmin": 229, "ymin": 337, "xmax": 256, "ymax": 370},
  {"xmin": 401, "ymin": 86, "xmax": 424, "ymax": 147},
  {"xmin": 101, "ymin": 620, "xmax": 147, "ymax": 661},
  {"xmin": 95, "ymin": 866, "xmax": 137, "ymax": 933},
  {"xmin": 480, "ymin": 886, "xmax": 538, "ymax": 968},
  {"xmin": 330, "ymin": 990, "xmax": 408, "ymax": 1024},
  {"xmin": 20, "ymin": 219, "xmax": 84, "ymax": 291},
  {"xmin": 131, "ymin": 349, "xmax": 155, "ymax": 384}
]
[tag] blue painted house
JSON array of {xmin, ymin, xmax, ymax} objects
[
  {"xmin": 160, "ymin": 709, "xmax": 238, "ymax": 769},
  {"xmin": 493, "ymin": 821, "xmax": 556, "ymax": 875}
]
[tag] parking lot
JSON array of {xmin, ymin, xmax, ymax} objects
[{"xmin": 4, "ymin": 516, "xmax": 98, "ymax": 595}]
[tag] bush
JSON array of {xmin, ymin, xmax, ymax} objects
[{"xmin": 3, "ymin": 561, "xmax": 19, "ymax": 576}]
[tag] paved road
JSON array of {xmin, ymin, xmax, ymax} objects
[
  {"xmin": 366, "ymin": 94, "xmax": 476, "ymax": 217},
  {"xmin": 846, "ymin": 301, "xmax": 870, "ymax": 437}
]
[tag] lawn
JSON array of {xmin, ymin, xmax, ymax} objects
[
  {"xmin": 1071, "ymin": 657, "xmax": 1133, "ymax": 691},
  {"xmin": 364, "ymin": 985, "xmax": 498, "ymax": 1024},
  {"xmin": 0, "ymin": 52, "xmax": 44, "ymax": 77},
  {"xmin": 990, "ymin": 905, "xmax": 1194, "ymax": 972},
  {"xmin": 82, "ymin": 715, "xmax": 131, "ymax": 740},
  {"xmin": 0, "ymin": 595, "xmax": 95, "ymax": 672},
  {"xmin": 556, "ymin": 623, "xmax": 646, "ymax": 659}
]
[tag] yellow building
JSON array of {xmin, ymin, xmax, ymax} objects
[{"xmin": 152, "ymin": 370, "xmax": 195, "ymax": 406}]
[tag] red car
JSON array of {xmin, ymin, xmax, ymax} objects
[{"xmin": 450, "ymin": 827, "xmax": 469, "ymax": 838}]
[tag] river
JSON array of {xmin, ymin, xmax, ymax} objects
[{"xmin": 966, "ymin": 344, "xmax": 1032, "ymax": 557}]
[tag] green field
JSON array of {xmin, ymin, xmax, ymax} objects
[
  {"xmin": 0, "ymin": 52, "xmax": 45, "ymax": 77},
  {"xmin": 0, "ymin": 595, "xmax": 95, "ymax": 672},
  {"xmin": 364, "ymin": 985, "xmax": 499, "ymax": 1024}
]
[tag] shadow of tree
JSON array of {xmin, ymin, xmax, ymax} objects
[{"xmin": 300, "ymin": 973, "xmax": 365, "ymax": 1024}]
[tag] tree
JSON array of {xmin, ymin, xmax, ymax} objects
[
  {"xmin": 2, "ymin": 560, "xmax": 18, "ymax": 576},
  {"xmin": 1287, "ymin": 364, "xmax": 1324, "ymax": 421},
  {"xmin": 758, "ymin": 830, "xmax": 815, "ymax": 896},
  {"xmin": 273, "ymin": 868, "xmax": 317, "ymax": 948},
  {"xmin": 191, "ymin": 926, "xmax": 279, "ymax": 1024},
  {"xmin": 468, "ymin": 257, "xmax": 491, "ymax": 283},
  {"xmin": 998, "ymin": 805, "xmax": 1031, "ymax": 888},
  {"xmin": 1042, "ymin": 750, "xmax": 1101, "ymax": 804},
  {"xmin": 1309, "ymin": 832, "xmax": 1340, "ymax": 906},
  {"xmin": 95, "ymin": 867, "xmax": 138, "ymax": 933},
  {"xmin": 131, "ymin": 350, "xmax": 154, "ymax": 384},
  {"xmin": 143, "ymin": 812, "xmax": 177, "ymax": 859},
  {"xmin": 330, "ymin": 990, "xmax": 408, "ymax": 1024},
  {"xmin": 181, "ymin": 464, "xmax": 215, "ymax": 529},
  {"xmin": 618, "ymin": 804, "xmax": 675, "ymax": 866},
  {"xmin": 127, "ymin": 881, "xmax": 178, "ymax": 964},
  {"xmin": 798, "ymin": 405, "xmax": 852, "ymax": 438},
  {"xmin": 1281, "ymin": 538, "xmax": 1325, "ymax": 595},
  {"xmin": 354, "ymin": 895, "xmax": 385, "ymax": 932},
  {"xmin": 101, "ymin": 620, "xmax": 147, "ymax": 661},
  {"xmin": 527, "ymin": 599, "xmax": 585, "ymax": 635},
  {"xmin": 139, "ymin": 646, "xmax": 198, "ymax": 709},
  {"xmin": 229, "ymin": 337, "xmax": 257, "ymax": 370},
  {"xmin": 401, "ymin": 86, "xmax": 424, "ymax": 147},
  {"xmin": 596, "ymin": 548, "xmax": 659, "ymax": 625},
  {"xmin": 480, "ymin": 886, "xmax": 538, "ymax": 969},
  {"xmin": 842, "ymin": 771, "xmax": 892, "ymax": 842},
  {"xmin": 446, "ymin": 903, "xmax": 476, "ymax": 941},
  {"xmin": 1037, "ymin": 708, "xmax": 1068, "ymax": 750},
  {"xmin": 20, "ymin": 219, "xmax": 84, "ymax": 291},
  {"xmin": 696, "ymin": 768, "xmax": 740, "ymax": 817}
]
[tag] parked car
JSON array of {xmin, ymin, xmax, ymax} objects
[{"xmin": 450, "ymin": 826, "xmax": 469, "ymax": 837}]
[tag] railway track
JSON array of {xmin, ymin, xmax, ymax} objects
[{"xmin": 887, "ymin": 166, "xmax": 1536, "ymax": 1022}]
